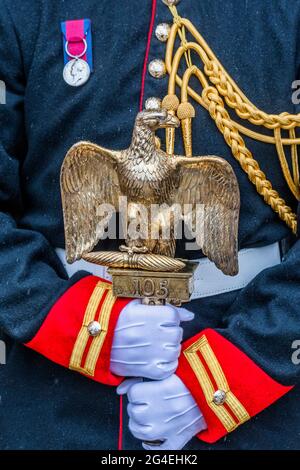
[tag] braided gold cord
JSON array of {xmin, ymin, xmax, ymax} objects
[
  {"xmin": 180, "ymin": 17, "xmax": 300, "ymax": 132},
  {"xmin": 274, "ymin": 127, "xmax": 300, "ymax": 200},
  {"xmin": 165, "ymin": 6, "xmax": 298, "ymax": 234},
  {"xmin": 204, "ymin": 60, "xmax": 300, "ymax": 130},
  {"xmin": 202, "ymin": 85, "xmax": 297, "ymax": 233},
  {"xmin": 290, "ymin": 128, "xmax": 300, "ymax": 185}
]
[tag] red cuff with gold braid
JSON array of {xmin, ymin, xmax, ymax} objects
[
  {"xmin": 26, "ymin": 275, "xmax": 130, "ymax": 386},
  {"xmin": 176, "ymin": 329, "xmax": 293, "ymax": 443}
]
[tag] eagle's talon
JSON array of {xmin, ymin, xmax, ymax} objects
[{"xmin": 119, "ymin": 245, "xmax": 149, "ymax": 255}]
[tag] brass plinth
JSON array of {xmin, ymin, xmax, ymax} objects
[{"xmin": 108, "ymin": 262, "xmax": 197, "ymax": 306}]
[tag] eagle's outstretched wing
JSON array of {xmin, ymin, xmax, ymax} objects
[
  {"xmin": 174, "ymin": 156, "xmax": 240, "ymax": 275},
  {"xmin": 60, "ymin": 141, "xmax": 122, "ymax": 263}
]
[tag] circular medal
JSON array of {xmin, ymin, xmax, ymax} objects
[{"xmin": 63, "ymin": 58, "xmax": 91, "ymax": 87}]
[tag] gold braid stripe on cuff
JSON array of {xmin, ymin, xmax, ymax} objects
[
  {"xmin": 69, "ymin": 281, "xmax": 116, "ymax": 376},
  {"xmin": 184, "ymin": 335, "xmax": 250, "ymax": 432}
]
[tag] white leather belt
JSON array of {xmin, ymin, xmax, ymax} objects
[{"xmin": 55, "ymin": 242, "xmax": 281, "ymax": 299}]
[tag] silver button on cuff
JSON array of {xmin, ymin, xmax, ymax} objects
[
  {"xmin": 155, "ymin": 23, "xmax": 171, "ymax": 42},
  {"xmin": 87, "ymin": 321, "xmax": 102, "ymax": 337},
  {"xmin": 213, "ymin": 390, "xmax": 227, "ymax": 405},
  {"xmin": 148, "ymin": 59, "xmax": 166, "ymax": 79}
]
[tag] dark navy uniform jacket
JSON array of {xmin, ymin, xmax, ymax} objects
[{"xmin": 0, "ymin": 0, "xmax": 300, "ymax": 450}]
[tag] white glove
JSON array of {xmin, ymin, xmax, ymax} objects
[
  {"xmin": 117, "ymin": 374, "xmax": 206, "ymax": 450},
  {"xmin": 110, "ymin": 300, "xmax": 194, "ymax": 380}
]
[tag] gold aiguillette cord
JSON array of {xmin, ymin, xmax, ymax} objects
[{"xmin": 163, "ymin": 4, "xmax": 299, "ymax": 234}]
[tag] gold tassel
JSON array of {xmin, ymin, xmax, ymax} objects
[
  {"xmin": 162, "ymin": 94, "xmax": 180, "ymax": 155},
  {"xmin": 177, "ymin": 102, "xmax": 195, "ymax": 157}
]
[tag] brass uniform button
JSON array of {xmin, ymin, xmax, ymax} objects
[
  {"xmin": 145, "ymin": 97, "xmax": 162, "ymax": 111},
  {"xmin": 155, "ymin": 23, "xmax": 171, "ymax": 42},
  {"xmin": 148, "ymin": 59, "xmax": 167, "ymax": 79},
  {"xmin": 162, "ymin": 0, "xmax": 181, "ymax": 6}
]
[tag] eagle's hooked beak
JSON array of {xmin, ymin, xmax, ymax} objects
[
  {"xmin": 161, "ymin": 112, "xmax": 180, "ymax": 129},
  {"xmin": 138, "ymin": 109, "xmax": 180, "ymax": 130}
]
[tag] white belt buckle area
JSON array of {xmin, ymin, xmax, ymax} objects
[
  {"xmin": 55, "ymin": 242, "xmax": 281, "ymax": 300},
  {"xmin": 191, "ymin": 242, "xmax": 281, "ymax": 299}
]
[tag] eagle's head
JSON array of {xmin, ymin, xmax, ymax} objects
[{"xmin": 136, "ymin": 109, "xmax": 180, "ymax": 131}]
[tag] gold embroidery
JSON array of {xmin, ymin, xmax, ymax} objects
[
  {"xmin": 226, "ymin": 392, "xmax": 250, "ymax": 423},
  {"xmin": 184, "ymin": 335, "xmax": 250, "ymax": 432},
  {"xmin": 69, "ymin": 281, "xmax": 114, "ymax": 376}
]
